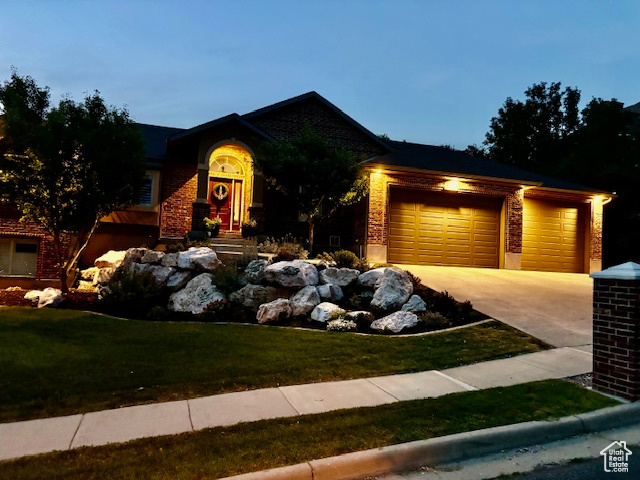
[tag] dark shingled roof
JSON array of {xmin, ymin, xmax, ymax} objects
[
  {"xmin": 137, "ymin": 123, "xmax": 185, "ymax": 161},
  {"xmin": 367, "ymin": 140, "xmax": 602, "ymax": 193}
]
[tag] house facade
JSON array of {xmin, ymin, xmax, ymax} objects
[{"xmin": 0, "ymin": 91, "xmax": 611, "ymax": 284}]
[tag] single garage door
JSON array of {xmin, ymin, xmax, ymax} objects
[
  {"xmin": 388, "ymin": 189, "xmax": 502, "ymax": 267},
  {"xmin": 522, "ymin": 197, "xmax": 585, "ymax": 273}
]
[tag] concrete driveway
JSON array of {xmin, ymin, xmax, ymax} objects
[{"xmin": 402, "ymin": 265, "xmax": 593, "ymax": 348}]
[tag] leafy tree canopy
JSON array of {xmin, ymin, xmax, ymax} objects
[
  {"xmin": 0, "ymin": 70, "xmax": 146, "ymax": 291},
  {"xmin": 255, "ymin": 125, "xmax": 368, "ymax": 252}
]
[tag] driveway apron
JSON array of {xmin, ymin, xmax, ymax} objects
[{"xmin": 401, "ymin": 265, "xmax": 593, "ymax": 348}]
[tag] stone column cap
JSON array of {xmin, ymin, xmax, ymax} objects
[{"xmin": 590, "ymin": 261, "xmax": 640, "ymax": 280}]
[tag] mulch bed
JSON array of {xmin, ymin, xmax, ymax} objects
[{"xmin": 0, "ymin": 288, "xmax": 99, "ymax": 310}]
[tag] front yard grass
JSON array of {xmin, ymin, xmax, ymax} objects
[
  {"xmin": 0, "ymin": 380, "xmax": 619, "ymax": 480},
  {"xmin": 0, "ymin": 307, "xmax": 548, "ymax": 422}
]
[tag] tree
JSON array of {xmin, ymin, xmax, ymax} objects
[
  {"xmin": 483, "ymin": 82, "xmax": 581, "ymax": 176},
  {"xmin": 477, "ymin": 81, "xmax": 640, "ymax": 266},
  {"xmin": 0, "ymin": 71, "xmax": 146, "ymax": 292},
  {"xmin": 255, "ymin": 125, "xmax": 368, "ymax": 253}
]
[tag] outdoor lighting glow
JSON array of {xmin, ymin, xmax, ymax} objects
[{"xmin": 444, "ymin": 178, "xmax": 460, "ymax": 192}]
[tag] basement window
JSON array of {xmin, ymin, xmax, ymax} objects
[{"xmin": 0, "ymin": 238, "xmax": 38, "ymax": 276}]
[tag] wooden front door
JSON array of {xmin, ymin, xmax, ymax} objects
[{"xmin": 209, "ymin": 178, "xmax": 242, "ymax": 231}]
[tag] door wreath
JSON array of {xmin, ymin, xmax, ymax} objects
[{"xmin": 211, "ymin": 183, "xmax": 229, "ymax": 202}]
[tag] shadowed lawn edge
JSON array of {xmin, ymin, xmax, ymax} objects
[{"xmin": 0, "ymin": 380, "xmax": 619, "ymax": 480}]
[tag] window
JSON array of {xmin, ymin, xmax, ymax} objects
[
  {"xmin": 133, "ymin": 170, "xmax": 160, "ymax": 209},
  {"xmin": 0, "ymin": 238, "xmax": 38, "ymax": 276}
]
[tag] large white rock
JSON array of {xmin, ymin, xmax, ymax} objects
[
  {"xmin": 370, "ymin": 268, "xmax": 414, "ymax": 311},
  {"xmin": 370, "ymin": 311, "xmax": 419, "ymax": 333},
  {"xmin": 401, "ymin": 294, "xmax": 428, "ymax": 313},
  {"xmin": 264, "ymin": 260, "xmax": 318, "ymax": 287},
  {"xmin": 230, "ymin": 284, "xmax": 278, "ymax": 311},
  {"xmin": 177, "ymin": 247, "xmax": 220, "ymax": 271},
  {"xmin": 256, "ymin": 298, "xmax": 292, "ymax": 324},
  {"xmin": 357, "ymin": 267, "xmax": 388, "ymax": 288},
  {"xmin": 319, "ymin": 267, "xmax": 360, "ymax": 287},
  {"xmin": 94, "ymin": 250, "xmax": 127, "ymax": 269},
  {"xmin": 245, "ymin": 259, "xmax": 269, "ymax": 284},
  {"xmin": 289, "ymin": 285, "xmax": 321, "ymax": 316},
  {"xmin": 24, "ymin": 287, "xmax": 64, "ymax": 308},
  {"xmin": 316, "ymin": 284, "xmax": 344, "ymax": 302},
  {"xmin": 141, "ymin": 250, "xmax": 165, "ymax": 265},
  {"xmin": 94, "ymin": 267, "xmax": 117, "ymax": 285},
  {"xmin": 123, "ymin": 247, "xmax": 148, "ymax": 269},
  {"xmin": 168, "ymin": 274, "xmax": 225, "ymax": 314},
  {"xmin": 310, "ymin": 302, "xmax": 346, "ymax": 323}
]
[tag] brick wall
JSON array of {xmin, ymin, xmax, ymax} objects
[
  {"xmin": 160, "ymin": 163, "xmax": 198, "ymax": 238},
  {"xmin": 0, "ymin": 206, "xmax": 60, "ymax": 279},
  {"xmin": 592, "ymin": 277, "xmax": 640, "ymax": 401},
  {"xmin": 191, "ymin": 203, "xmax": 211, "ymax": 232},
  {"xmin": 248, "ymin": 99, "xmax": 387, "ymax": 160}
]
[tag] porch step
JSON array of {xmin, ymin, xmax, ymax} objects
[{"xmin": 208, "ymin": 237, "xmax": 254, "ymax": 255}]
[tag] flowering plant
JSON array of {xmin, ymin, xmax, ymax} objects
[
  {"xmin": 242, "ymin": 218, "xmax": 257, "ymax": 228},
  {"xmin": 203, "ymin": 216, "xmax": 222, "ymax": 230}
]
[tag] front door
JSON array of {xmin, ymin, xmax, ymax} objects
[{"xmin": 209, "ymin": 178, "xmax": 242, "ymax": 231}]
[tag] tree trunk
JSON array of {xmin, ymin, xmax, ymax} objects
[{"xmin": 308, "ymin": 217, "xmax": 315, "ymax": 256}]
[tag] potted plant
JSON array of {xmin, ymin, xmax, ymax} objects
[
  {"xmin": 203, "ymin": 216, "xmax": 222, "ymax": 237},
  {"xmin": 241, "ymin": 218, "xmax": 258, "ymax": 238}
]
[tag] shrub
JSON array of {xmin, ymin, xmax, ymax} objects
[
  {"xmin": 237, "ymin": 239, "xmax": 259, "ymax": 269},
  {"xmin": 211, "ymin": 262, "xmax": 243, "ymax": 294},
  {"xmin": 316, "ymin": 249, "xmax": 368, "ymax": 271},
  {"xmin": 198, "ymin": 299, "xmax": 230, "ymax": 322},
  {"xmin": 326, "ymin": 318, "xmax": 358, "ymax": 332},
  {"xmin": 258, "ymin": 235, "xmax": 309, "ymax": 262},
  {"xmin": 418, "ymin": 311, "xmax": 452, "ymax": 331},
  {"xmin": 99, "ymin": 270, "xmax": 166, "ymax": 319},
  {"xmin": 146, "ymin": 305, "xmax": 169, "ymax": 321},
  {"xmin": 424, "ymin": 290, "xmax": 473, "ymax": 325}
]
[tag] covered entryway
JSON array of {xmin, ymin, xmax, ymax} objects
[
  {"xmin": 388, "ymin": 189, "xmax": 502, "ymax": 268},
  {"xmin": 207, "ymin": 144, "xmax": 254, "ymax": 232},
  {"xmin": 522, "ymin": 197, "xmax": 586, "ymax": 273}
]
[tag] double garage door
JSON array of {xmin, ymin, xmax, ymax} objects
[{"xmin": 388, "ymin": 189, "xmax": 586, "ymax": 273}]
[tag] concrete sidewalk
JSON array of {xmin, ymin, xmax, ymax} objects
[{"xmin": 0, "ymin": 347, "xmax": 593, "ymax": 462}]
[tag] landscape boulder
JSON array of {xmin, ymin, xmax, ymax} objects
[
  {"xmin": 141, "ymin": 250, "xmax": 165, "ymax": 265},
  {"xmin": 310, "ymin": 302, "xmax": 346, "ymax": 323},
  {"xmin": 94, "ymin": 267, "xmax": 117, "ymax": 285},
  {"xmin": 94, "ymin": 250, "xmax": 127, "ymax": 269},
  {"xmin": 357, "ymin": 267, "xmax": 388, "ymax": 288},
  {"xmin": 166, "ymin": 270, "xmax": 192, "ymax": 291},
  {"xmin": 345, "ymin": 310, "xmax": 375, "ymax": 324},
  {"xmin": 316, "ymin": 284, "xmax": 344, "ymax": 302},
  {"xmin": 146, "ymin": 265, "xmax": 175, "ymax": 285},
  {"xmin": 319, "ymin": 267, "xmax": 359, "ymax": 287},
  {"xmin": 264, "ymin": 260, "xmax": 318, "ymax": 288},
  {"xmin": 230, "ymin": 284, "xmax": 279, "ymax": 311},
  {"xmin": 245, "ymin": 259, "xmax": 268, "ymax": 284},
  {"xmin": 177, "ymin": 247, "xmax": 220, "ymax": 271},
  {"xmin": 370, "ymin": 311, "xmax": 419, "ymax": 333},
  {"xmin": 167, "ymin": 273, "xmax": 225, "ymax": 314},
  {"xmin": 289, "ymin": 285, "xmax": 321, "ymax": 316},
  {"xmin": 122, "ymin": 247, "xmax": 149, "ymax": 269},
  {"xmin": 161, "ymin": 252, "xmax": 179, "ymax": 268},
  {"xmin": 370, "ymin": 268, "xmax": 414, "ymax": 311},
  {"xmin": 256, "ymin": 298, "xmax": 292, "ymax": 324},
  {"xmin": 401, "ymin": 294, "xmax": 428, "ymax": 313},
  {"xmin": 24, "ymin": 287, "xmax": 64, "ymax": 308}
]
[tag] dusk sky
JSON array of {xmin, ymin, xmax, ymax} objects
[{"xmin": 1, "ymin": 0, "xmax": 639, "ymax": 149}]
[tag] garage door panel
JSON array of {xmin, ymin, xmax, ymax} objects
[
  {"xmin": 389, "ymin": 189, "xmax": 501, "ymax": 268},
  {"xmin": 522, "ymin": 198, "xmax": 585, "ymax": 273}
]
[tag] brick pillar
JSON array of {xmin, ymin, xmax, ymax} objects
[
  {"xmin": 191, "ymin": 203, "xmax": 211, "ymax": 232},
  {"xmin": 591, "ymin": 262, "xmax": 640, "ymax": 401}
]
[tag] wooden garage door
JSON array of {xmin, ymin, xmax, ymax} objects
[
  {"xmin": 522, "ymin": 198, "xmax": 585, "ymax": 273},
  {"xmin": 388, "ymin": 190, "xmax": 502, "ymax": 267}
]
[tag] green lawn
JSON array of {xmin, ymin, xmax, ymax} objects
[
  {"xmin": 0, "ymin": 380, "xmax": 619, "ymax": 480},
  {"xmin": 0, "ymin": 307, "xmax": 549, "ymax": 422}
]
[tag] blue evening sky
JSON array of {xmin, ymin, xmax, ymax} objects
[{"xmin": 1, "ymin": 0, "xmax": 638, "ymax": 149}]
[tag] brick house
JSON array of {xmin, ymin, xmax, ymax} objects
[{"xmin": 0, "ymin": 91, "xmax": 612, "ymax": 284}]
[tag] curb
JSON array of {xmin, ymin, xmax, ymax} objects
[{"xmin": 219, "ymin": 402, "xmax": 640, "ymax": 480}]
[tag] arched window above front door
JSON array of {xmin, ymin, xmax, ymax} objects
[{"xmin": 208, "ymin": 145, "xmax": 251, "ymax": 179}]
